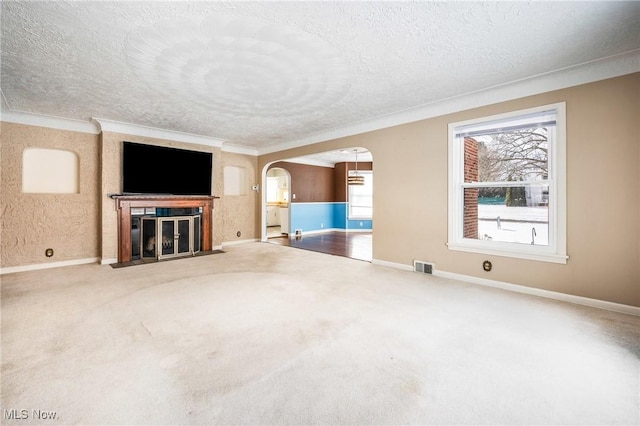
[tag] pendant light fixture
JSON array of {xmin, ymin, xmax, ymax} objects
[{"xmin": 347, "ymin": 148, "xmax": 365, "ymax": 185}]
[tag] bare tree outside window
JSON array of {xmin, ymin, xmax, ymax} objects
[
  {"xmin": 463, "ymin": 125, "xmax": 551, "ymax": 245},
  {"xmin": 479, "ymin": 129, "xmax": 549, "ymax": 182}
]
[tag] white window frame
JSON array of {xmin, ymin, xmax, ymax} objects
[
  {"xmin": 447, "ymin": 102, "xmax": 567, "ymax": 264},
  {"xmin": 348, "ymin": 170, "xmax": 373, "ymax": 220}
]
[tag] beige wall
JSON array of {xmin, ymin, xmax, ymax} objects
[
  {"xmin": 99, "ymin": 133, "xmax": 258, "ymax": 259},
  {"xmin": 2, "ymin": 74, "xmax": 637, "ymax": 307},
  {"xmin": 99, "ymin": 132, "xmax": 222, "ymax": 260},
  {"xmin": 259, "ymin": 73, "xmax": 640, "ymax": 307},
  {"xmin": 0, "ymin": 122, "xmax": 100, "ymax": 268},
  {"xmin": 0, "ymin": 124, "xmax": 258, "ymax": 268},
  {"xmin": 220, "ymin": 151, "xmax": 259, "ymax": 244}
]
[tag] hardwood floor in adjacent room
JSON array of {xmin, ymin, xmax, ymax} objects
[{"xmin": 267, "ymin": 231, "xmax": 372, "ymax": 262}]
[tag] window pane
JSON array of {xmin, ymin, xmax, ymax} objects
[
  {"xmin": 351, "ymin": 206, "xmax": 372, "ymax": 217},
  {"xmin": 464, "ymin": 186, "xmax": 549, "ymax": 246},
  {"xmin": 465, "ymin": 127, "xmax": 550, "ymax": 183},
  {"xmin": 348, "ymin": 170, "xmax": 373, "ymax": 218}
]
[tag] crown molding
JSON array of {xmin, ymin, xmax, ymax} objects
[
  {"xmin": 2, "ymin": 49, "xmax": 637, "ymax": 154},
  {"xmin": 221, "ymin": 143, "xmax": 258, "ymax": 156},
  {"xmin": 1, "ymin": 109, "xmax": 100, "ymax": 134},
  {"xmin": 92, "ymin": 118, "xmax": 225, "ymax": 148},
  {"xmin": 278, "ymin": 157, "xmax": 335, "ymax": 168},
  {"xmin": 258, "ymin": 49, "xmax": 640, "ymax": 156}
]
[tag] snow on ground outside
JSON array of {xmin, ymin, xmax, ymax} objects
[{"xmin": 477, "ymin": 205, "xmax": 548, "ymax": 245}]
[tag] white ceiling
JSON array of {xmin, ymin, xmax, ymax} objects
[{"xmin": 2, "ymin": 1, "xmax": 639, "ymax": 157}]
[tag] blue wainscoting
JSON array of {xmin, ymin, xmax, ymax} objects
[
  {"xmin": 347, "ymin": 219, "xmax": 373, "ymax": 230},
  {"xmin": 290, "ymin": 202, "xmax": 372, "ymax": 233},
  {"xmin": 333, "ymin": 202, "xmax": 347, "ymax": 229}
]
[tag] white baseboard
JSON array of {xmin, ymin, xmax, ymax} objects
[
  {"xmin": 293, "ymin": 228, "xmax": 372, "ymax": 236},
  {"xmin": 221, "ymin": 238, "xmax": 258, "ymax": 247},
  {"xmin": 0, "ymin": 257, "xmax": 100, "ymax": 275},
  {"xmin": 101, "ymin": 258, "xmax": 117, "ymax": 265},
  {"xmin": 372, "ymin": 259, "xmax": 640, "ymax": 316},
  {"xmin": 295, "ymin": 228, "xmax": 340, "ymax": 236},
  {"xmin": 372, "ymin": 258, "xmax": 414, "ymax": 272}
]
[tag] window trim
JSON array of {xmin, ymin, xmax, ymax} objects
[
  {"xmin": 348, "ymin": 170, "xmax": 373, "ymax": 220},
  {"xmin": 447, "ymin": 102, "xmax": 567, "ymax": 264}
]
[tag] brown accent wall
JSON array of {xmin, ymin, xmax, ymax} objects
[
  {"xmin": 0, "ymin": 122, "xmax": 100, "ymax": 268},
  {"xmin": 269, "ymin": 161, "xmax": 334, "ymax": 202},
  {"xmin": 334, "ymin": 161, "xmax": 374, "ymax": 202},
  {"xmin": 334, "ymin": 162, "xmax": 347, "ymax": 202},
  {"xmin": 259, "ymin": 73, "xmax": 640, "ymax": 307}
]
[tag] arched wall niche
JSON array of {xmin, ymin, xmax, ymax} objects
[{"xmin": 22, "ymin": 148, "xmax": 79, "ymax": 194}]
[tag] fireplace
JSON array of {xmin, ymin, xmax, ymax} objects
[
  {"xmin": 139, "ymin": 215, "xmax": 201, "ymax": 259},
  {"xmin": 112, "ymin": 195, "xmax": 216, "ymax": 263}
]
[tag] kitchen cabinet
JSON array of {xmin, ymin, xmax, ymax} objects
[
  {"xmin": 266, "ymin": 205, "xmax": 280, "ymax": 226},
  {"xmin": 280, "ymin": 207, "xmax": 289, "ymax": 234}
]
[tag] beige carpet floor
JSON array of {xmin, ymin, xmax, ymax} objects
[{"xmin": 1, "ymin": 242, "xmax": 639, "ymax": 425}]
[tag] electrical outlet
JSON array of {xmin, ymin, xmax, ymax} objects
[{"xmin": 45, "ymin": 248, "xmax": 54, "ymax": 257}]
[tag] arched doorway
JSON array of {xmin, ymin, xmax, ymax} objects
[
  {"xmin": 264, "ymin": 167, "xmax": 291, "ymax": 239},
  {"xmin": 261, "ymin": 149, "xmax": 373, "ymax": 262}
]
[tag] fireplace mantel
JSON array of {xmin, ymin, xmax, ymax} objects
[{"xmin": 112, "ymin": 194, "xmax": 218, "ymax": 263}]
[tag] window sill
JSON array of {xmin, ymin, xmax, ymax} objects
[{"xmin": 447, "ymin": 242, "xmax": 568, "ymax": 264}]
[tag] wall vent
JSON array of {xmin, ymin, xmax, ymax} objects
[{"xmin": 413, "ymin": 260, "xmax": 433, "ymax": 274}]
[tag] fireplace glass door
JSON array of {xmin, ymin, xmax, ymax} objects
[
  {"xmin": 176, "ymin": 218, "xmax": 191, "ymax": 255},
  {"xmin": 157, "ymin": 216, "xmax": 200, "ymax": 259},
  {"xmin": 141, "ymin": 217, "xmax": 157, "ymax": 259},
  {"xmin": 139, "ymin": 215, "xmax": 201, "ymax": 260},
  {"xmin": 193, "ymin": 215, "xmax": 201, "ymax": 253},
  {"xmin": 160, "ymin": 220, "xmax": 176, "ymax": 257}
]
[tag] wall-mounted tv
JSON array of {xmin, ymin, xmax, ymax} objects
[{"xmin": 122, "ymin": 141, "xmax": 213, "ymax": 196}]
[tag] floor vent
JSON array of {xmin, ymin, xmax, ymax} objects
[{"xmin": 413, "ymin": 260, "xmax": 433, "ymax": 274}]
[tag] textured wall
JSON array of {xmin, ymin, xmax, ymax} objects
[
  {"xmin": 259, "ymin": 73, "xmax": 640, "ymax": 307},
  {"xmin": 99, "ymin": 132, "xmax": 257, "ymax": 259},
  {"xmin": 220, "ymin": 152, "xmax": 258, "ymax": 243},
  {"xmin": 0, "ymin": 122, "xmax": 99, "ymax": 268},
  {"xmin": 100, "ymin": 133, "xmax": 219, "ymax": 259}
]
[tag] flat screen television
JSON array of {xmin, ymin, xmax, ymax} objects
[{"xmin": 122, "ymin": 141, "xmax": 213, "ymax": 196}]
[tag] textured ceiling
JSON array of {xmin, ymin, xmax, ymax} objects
[{"xmin": 2, "ymin": 1, "xmax": 639, "ymax": 153}]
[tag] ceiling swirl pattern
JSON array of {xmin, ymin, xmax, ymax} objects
[
  {"xmin": 1, "ymin": 1, "xmax": 638, "ymax": 149},
  {"xmin": 125, "ymin": 14, "xmax": 350, "ymax": 118}
]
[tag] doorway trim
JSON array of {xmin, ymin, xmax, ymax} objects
[{"xmin": 261, "ymin": 163, "xmax": 291, "ymax": 242}]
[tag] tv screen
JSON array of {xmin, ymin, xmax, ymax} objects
[{"xmin": 122, "ymin": 142, "xmax": 212, "ymax": 196}]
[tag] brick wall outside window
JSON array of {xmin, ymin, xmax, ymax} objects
[{"xmin": 463, "ymin": 137, "xmax": 478, "ymax": 239}]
